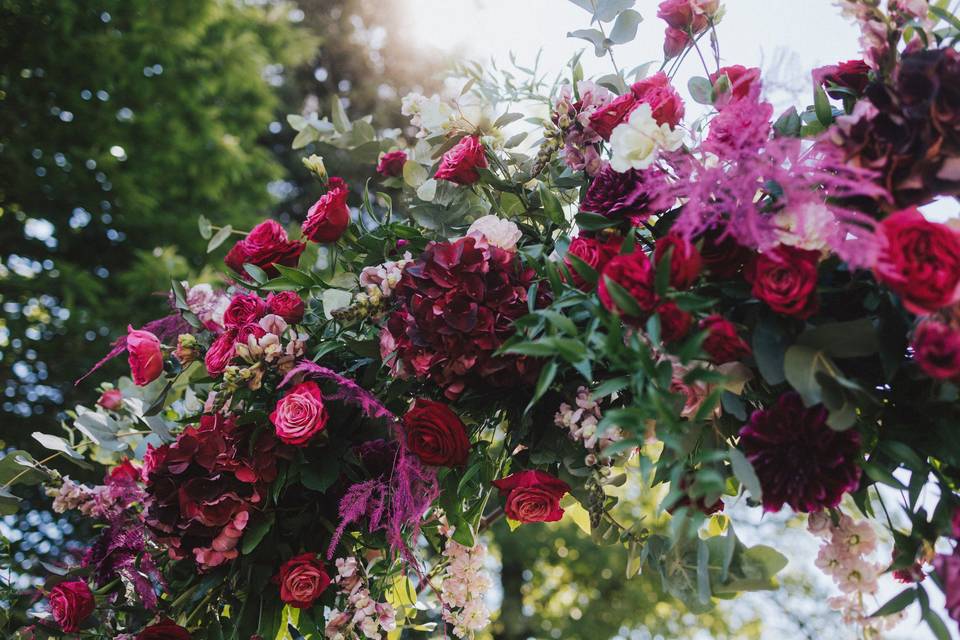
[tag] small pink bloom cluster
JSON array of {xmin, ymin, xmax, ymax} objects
[
  {"xmin": 358, "ymin": 251, "xmax": 413, "ymax": 299},
  {"xmin": 184, "ymin": 283, "xmax": 230, "ymax": 331},
  {"xmin": 808, "ymin": 512, "xmax": 906, "ymax": 633},
  {"xmin": 324, "ymin": 557, "xmax": 397, "ymax": 640},
  {"xmin": 439, "ymin": 532, "xmax": 492, "ymax": 638},
  {"xmin": 554, "ymin": 386, "xmax": 623, "ymax": 463}
]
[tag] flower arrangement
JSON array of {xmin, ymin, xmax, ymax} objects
[{"xmin": 6, "ymin": 1, "xmax": 960, "ymax": 638}]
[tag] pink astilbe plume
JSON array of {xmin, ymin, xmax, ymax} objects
[{"xmin": 281, "ymin": 361, "xmax": 439, "ymax": 567}]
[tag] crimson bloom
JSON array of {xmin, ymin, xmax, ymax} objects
[
  {"xmin": 137, "ymin": 619, "xmax": 191, "ymax": 640},
  {"xmin": 303, "ymin": 177, "xmax": 350, "ymax": 243},
  {"xmin": 127, "ymin": 326, "xmax": 164, "ymax": 386},
  {"xmin": 598, "ymin": 251, "xmax": 658, "ymax": 323},
  {"xmin": 49, "ymin": 580, "xmax": 95, "ymax": 633},
  {"xmin": 912, "ymin": 320, "xmax": 960, "ymax": 380},
  {"xmin": 376, "ymin": 150, "xmax": 407, "ymax": 177},
  {"xmin": 564, "ymin": 234, "xmax": 622, "ymax": 291},
  {"xmin": 699, "ymin": 315, "xmax": 751, "ymax": 364},
  {"xmin": 493, "ymin": 470, "xmax": 570, "ymax": 523},
  {"xmin": 225, "ymin": 219, "xmax": 305, "ymax": 278},
  {"xmin": 274, "ymin": 553, "xmax": 331, "ymax": 609},
  {"xmin": 402, "ymin": 398, "xmax": 470, "ymax": 467},
  {"xmin": 746, "ymin": 245, "xmax": 820, "ymax": 319},
  {"xmin": 654, "ymin": 231, "xmax": 702, "ymax": 290},
  {"xmin": 434, "ymin": 135, "xmax": 488, "ymax": 185}
]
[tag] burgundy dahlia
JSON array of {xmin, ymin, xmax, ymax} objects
[
  {"xmin": 385, "ymin": 236, "xmax": 549, "ymax": 399},
  {"xmin": 143, "ymin": 413, "xmax": 283, "ymax": 569},
  {"xmin": 738, "ymin": 392, "xmax": 861, "ymax": 513},
  {"xmin": 580, "ymin": 164, "xmax": 672, "ymax": 224}
]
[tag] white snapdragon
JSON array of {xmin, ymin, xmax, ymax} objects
[
  {"xmin": 401, "ymin": 92, "xmax": 454, "ymax": 138},
  {"xmin": 358, "ymin": 252, "xmax": 413, "ymax": 298},
  {"xmin": 609, "ymin": 103, "xmax": 684, "ymax": 173}
]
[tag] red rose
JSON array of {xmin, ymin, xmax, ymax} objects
[
  {"xmin": 273, "ymin": 553, "xmax": 331, "ymax": 609},
  {"xmin": 223, "ymin": 293, "xmax": 267, "ymax": 328},
  {"xmin": 270, "ymin": 381, "xmax": 328, "ymax": 446},
  {"xmin": 654, "ymin": 231, "xmax": 702, "ymax": 290},
  {"xmin": 657, "ymin": 0, "xmax": 718, "ymax": 32},
  {"xmin": 267, "ymin": 291, "xmax": 305, "ymax": 324},
  {"xmin": 663, "ymin": 27, "xmax": 690, "ymax": 59},
  {"xmin": 492, "ymin": 470, "xmax": 570, "ymax": 523},
  {"xmin": 589, "ymin": 92, "xmax": 638, "ymax": 141},
  {"xmin": 402, "ymin": 398, "xmax": 470, "ymax": 467},
  {"xmin": 107, "ymin": 458, "xmax": 139, "ymax": 484},
  {"xmin": 875, "ymin": 207, "xmax": 960, "ymax": 314},
  {"xmin": 137, "ymin": 619, "xmax": 191, "ymax": 640},
  {"xmin": 630, "ymin": 73, "xmax": 685, "ymax": 128},
  {"xmin": 710, "ymin": 65, "xmax": 762, "ymax": 101},
  {"xmin": 657, "ymin": 301, "xmax": 693, "ymax": 343},
  {"xmin": 746, "ymin": 245, "xmax": 820, "ymax": 319},
  {"xmin": 376, "ymin": 150, "xmax": 407, "ymax": 178},
  {"xmin": 97, "ymin": 388, "xmax": 123, "ymax": 411},
  {"xmin": 699, "ymin": 315, "xmax": 751, "ymax": 364},
  {"xmin": 434, "ymin": 135, "xmax": 488, "ymax": 185},
  {"xmin": 204, "ymin": 328, "xmax": 237, "ymax": 376},
  {"xmin": 813, "ymin": 59, "xmax": 871, "ymax": 99},
  {"xmin": 225, "ymin": 219, "xmax": 305, "ymax": 278},
  {"xmin": 49, "ymin": 580, "xmax": 95, "ymax": 633},
  {"xmin": 598, "ymin": 252, "xmax": 659, "ymax": 323},
  {"xmin": 913, "ymin": 320, "xmax": 960, "ymax": 380},
  {"xmin": 127, "ymin": 326, "xmax": 164, "ymax": 386},
  {"xmin": 699, "ymin": 230, "xmax": 754, "ymax": 280},
  {"xmin": 302, "ymin": 177, "xmax": 350, "ymax": 244},
  {"xmin": 564, "ymin": 234, "xmax": 622, "ymax": 291}
]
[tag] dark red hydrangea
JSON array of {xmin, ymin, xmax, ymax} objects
[
  {"xmin": 143, "ymin": 414, "xmax": 284, "ymax": 569},
  {"xmin": 580, "ymin": 164, "xmax": 672, "ymax": 224},
  {"xmin": 386, "ymin": 236, "xmax": 550, "ymax": 399},
  {"xmin": 225, "ymin": 219, "xmax": 305, "ymax": 278},
  {"xmin": 738, "ymin": 392, "xmax": 861, "ymax": 513}
]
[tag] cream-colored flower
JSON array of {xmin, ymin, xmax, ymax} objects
[
  {"xmin": 609, "ymin": 103, "xmax": 684, "ymax": 172},
  {"xmin": 467, "ymin": 215, "xmax": 522, "ymax": 251}
]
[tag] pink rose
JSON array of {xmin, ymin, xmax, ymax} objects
[
  {"xmin": 204, "ymin": 328, "xmax": 238, "ymax": 376},
  {"xmin": 127, "ymin": 326, "xmax": 164, "ymax": 386},
  {"xmin": 912, "ymin": 320, "xmax": 960, "ymax": 380},
  {"xmin": 223, "ymin": 293, "xmax": 267, "ymax": 328},
  {"xmin": 663, "ymin": 27, "xmax": 690, "ymax": 59},
  {"xmin": 657, "ymin": 0, "xmax": 718, "ymax": 32},
  {"xmin": 224, "ymin": 219, "xmax": 305, "ymax": 278},
  {"xmin": 49, "ymin": 580, "xmax": 95, "ymax": 633},
  {"xmin": 302, "ymin": 177, "xmax": 350, "ymax": 244},
  {"xmin": 267, "ymin": 291, "xmax": 305, "ymax": 324},
  {"xmin": 270, "ymin": 381, "xmax": 328, "ymax": 446},
  {"xmin": 434, "ymin": 135, "xmax": 488, "ymax": 185},
  {"xmin": 376, "ymin": 150, "xmax": 407, "ymax": 178},
  {"xmin": 97, "ymin": 388, "xmax": 123, "ymax": 411},
  {"xmin": 630, "ymin": 73, "xmax": 685, "ymax": 128},
  {"xmin": 273, "ymin": 553, "xmax": 331, "ymax": 609}
]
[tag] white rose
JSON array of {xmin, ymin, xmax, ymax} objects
[
  {"xmin": 608, "ymin": 103, "xmax": 684, "ymax": 173},
  {"xmin": 467, "ymin": 214, "xmax": 522, "ymax": 251}
]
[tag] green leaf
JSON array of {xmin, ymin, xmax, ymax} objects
[
  {"xmin": 862, "ymin": 460, "xmax": 907, "ymax": 490},
  {"xmin": 494, "ymin": 112, "xmax": 524, "ymax": 128},
  {"xmin": 575, "ymin": 212, "xmax": 616, "ymax": 231},
  {"xmin": 301, "ymin": 462, "xmax": 340, "ymax": 493},
  {"xmin": 403, "ymin": 160, "xmax": 428, "ymax": 188},
  {"xmin": 752, "ymin": 316, "xmax": 789, "ymax": 385},
  {"xmin": 243, "ymin": 264, "xmax": 269, "ymax": 285},
  {"xmin": 870, "ymin": 587, "xmax": 916, "ymax": 618},
  {"xmin": 198, "ymin": 215, "xmax": 212, "ymax": 240},
  {"xmin": 242, "ymin": 512, "xmax": 275, "ymax": 555},
  {"xmin": 32, "ymin": 432, "xmax": 87, "ymax": 463},
  {"xmin": 206, "ymin": 225, "xmax": 233, "ymax": 253},
  {"xmin": 784, "ymin": 345, "xmax": 838, "ymax": 405},
  {"xmin": 0, "ymin": 450, "xmax": 46, "ymax": 487},
  {"xmin": 797, "ymin": 318, "xmax": 878, "ymax": 359},
  {"xmin": 696, "ymin": 539, "xmax": 712, "ymax": 604},
  {"xmin": 773, "ymin": 107, "xmax": 802, "ymax": 138},
  {"xmin": 609, "ymin": 9, "xmax": 643, "ymax": 44},
  {"xmin": 539, "ymin": 183, "xmax": 565, "ymax": 225},
  {"xmin": 566, "ymin": 253, "xmax": 599, "ymax": 287},
  {"xmin": 567, "ymin": 28, "xmax": 610, "ymax": 57},
  {"xmin": 688, "ymin": 76, "xmax": 714, "ymax": 105},
  {"xmin": 728, "ymin": 448, "xmax": 762, "ymax": 503},
  {"xmin": 330, "ymin": 95, "xmax": 351, "ymax": 133},
  {"xmin": 528, "ymin": 359, "xmax": 558, "ymax": 412},
  {"xmin": 603, "ymin": 276, "xmax": 644, "ymax": 318},
  {"xmin": 931, "ymin": 5, "xmax": 960, "ymax": 33},
  {"xmin": 594, "ymin": 0, "xmax": 636, "ymax": 22},
  {"xmin": 814, "ymin": 83, "xmax": 833, "ymax": 127}
]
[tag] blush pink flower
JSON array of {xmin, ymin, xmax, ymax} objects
[
  {"xmin": 435, "ymin": 135, "xmax": 488, "ymax": 185},
  {"xmin": 127, "ymin": 326, "xmax": 164, "ymax": 386},
  {"xmin": 270, "ymin": 381, "xmax": 329, "ymax": 446}
]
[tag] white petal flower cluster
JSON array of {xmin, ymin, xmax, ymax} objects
[
  {"xmin": 440, "ymin": 534, "xmax": 492, "ymax": 639},
  {"xmin": 555, "ymin": 386, "xmax": 623, "ymax": 464},
  {"xmin": 609, "ymin": 104, "xmax": 684, "ymax": 173},
  {"xmin": 324, "ymin": 557, "xmax": 397, "ymax": 640}
]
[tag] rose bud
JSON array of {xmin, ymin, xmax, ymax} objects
[
  {"xmin": 270, "ymin": 381, "xmax": 328, "ymax": 446},
  {"xmin": 434, "ymin": 135, "xmax": 488, "ymax": 185},
  {"xmin": 127, "ymin": 326, "xmax": 164, "ymax": 386},
  {"xmin": 302, "ymin": 177, "xmax": 350, "ymax": 244},
  {"xmin": 492, "ymin": 469, "xmax": 571, "ymax": 524},
  {"xmin": 376, "ymin": 150, "xmax": 407, "ymax": 178},
  {"xmin": 97, "ymin": 388, "xmax": 123, "ymax": 411},
  {"xmin": 402, "ymin": 398, "xmax": 471, "ymax": 467},
  {"xmin": 710, "ymin": 65, "xmax": 762, "ymax": 102},
  {"xmin": 225, "ymin": 219, "xmax": 305, "ymax": 278},
  {"xmin": 663, "ymin": 26, "xmax": 690, "ymax": 59},
  {"xmin": 174, "ymin": 333, "xmax": 199, "ymax": 366},
  {"xmin": 136, "ymin": 619, "xmax": 191, "ymax": 640},
  {"xmin": 266, "ymin": 291, "xmax": 305, "ymax": 324},
  {"xmin": 654, "ymin": 231, "xmax": 702, "ymax": 290},
  {"xmin": 48, "ymin": 580, "xmax": 95, "ymax": 633},
  {"xmin": 746, "ymin": 245, "xmax": 820, "ymax": 319},
  {"xmin": 699, "ymin": 315, "xmax": 751, "ymax": 364},
  {"xmin": 657, "ymin": 301, "xmax": 693, "ymax": 344},
  {"xmin": 564, "ymin": 234, "xmax": 622, "ymax": 291},
  {"xmin": 273, "ymin": 553, "xmax": 331, "ymax": 609}
]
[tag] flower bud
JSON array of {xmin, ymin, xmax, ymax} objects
[{"xmin": 302, "ymin": 154, "xmax": 327, "ymax": 180}]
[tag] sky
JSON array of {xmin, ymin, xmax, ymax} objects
[{"xmin": 395, "ymin": 1, "xmax": 952, "ymax": 639}]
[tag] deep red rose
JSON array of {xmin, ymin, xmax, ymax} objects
[
  {"xmin": 137, "ymin": 619, "xmax": 191, "ymax": 640},
  {"xmin": 657, "ymin": 0, "xmax": 718, "ymax": 32},
  {"xmin": 813, "ymin": 59, "xmax": 871, "ymax": 99},
  {"xmin": 107, "ymin": 458, "xmax": 140, "ymax": 484},
  {"xmin": 913, "ymin": 320, "xmax": 960, "ymax": 379},
  {"xmin": 746, "ymin": 245, "xmax": 820, "ymax": 319},
  {"xmin": 698, "ymin": 230, "xmax": 754, "ymax": 279},
  {"xmin": 127, "ymin": 326, "xmax": 164, "ymax": 386},
  {"xmin": 492, "ymin": 470, "xmax": 570, "ymax": 523},
  {"xmin": 402, "ymin": 398, "xmax": 470, "ymax": 467},
  {"xmin": 564, "ymin": 234, "xmax": 622, "ymax": 291},
  {"xmin": 225, "ymin": 219, "xmax": 305, "ymax": 278},
  {"xmin": 49, "ymin": 580, "xmax": 95, "ymax": 633},
  {"xmin": 875, "ymin": 207, "xmax": 960, "ymax": 314},
  {"xmin": 589, "ymin": 92, "xmax": 637, "ymax": 141},
  {"xmin": 235, "ymin": 322, "xmax": 266, "ymax": 348},
  {"xmin": 204, "ymin": 328, "xmax": 238, "ymax": 376},
  {"xmin": 654, "ymin": 231, "xmax": 702, "ymax": 290},
  {"xmin": 434, "ymin": 135, "xmax": 488, "ymax": 185},
  {"xmin": 663, "ymin": 26, "xmax": 690, "ymax": 59},
  {"xmin": 223, "ymin": 293, "xmax": 267, "ymax": 328},
  {"xmin": 598, "ymin": 252, "xmax": 659, "ymax": 323},
  {"xmin": 376, "ymin": 150, "xmax": 407, "ymax": 178},
  {"xmin": 273, "ymin": 553, "xmax": 331, "ymax": 609},
  {"xmin": 267, "ymin": 291, "xmax": 305, "ymax": 324},
  {"xmin": 270, "ymin": 381, "xmax": 328, "ymax": 446},
  {"xmin": 97, "ymin": 388, "xmax": 123, "ymax": 411},
  {"xmin": 710, "ymin": 65, "xmax": 762, "ymax": 101},
  {"xmin": 630, "ymin": 72, "xmax": 685, "ymax": 128},
  {"xmin": 657, "ymin": 301, "xmax": 692, "ymax": 343},
  {"xmin": 699, "ymin": 315, "xmax": 751, "ymax": 364},
  {"xmin": 302, "ymin": 177, "xmax": 350, "ymax": 244}
]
